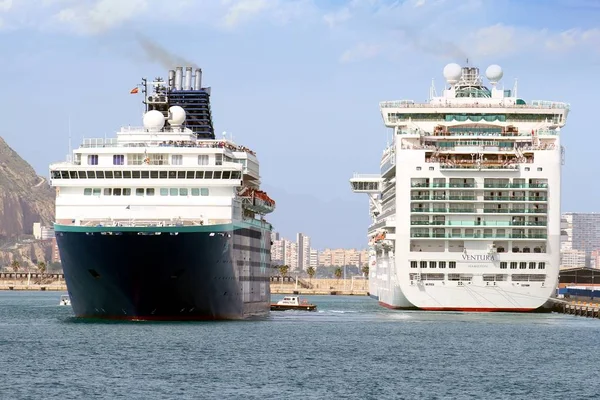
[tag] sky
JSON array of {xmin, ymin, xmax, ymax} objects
[{"xmin": 0, "ymin": 0, "xmax": 599, "ymax": 250}]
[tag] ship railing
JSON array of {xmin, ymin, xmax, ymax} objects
[
  {"xmin": 79, "ymin": 137, "xmax": 257, "ymax": 155},
  {"xmin": 439, "ymin": 164, "xmax": 519, "ymax": 170},
  {"xmin": 78, "ymin": 218, "xmax": 214, "ymax": 228},
  {"xmin": 380, "ymin": 100, "xmax": 570, "ymax": 109},
  {"xmin": 351, "ymin": 173, "xmax": 382, "ymax": 179},
  {"xmin": 408, "ymin": 143, "xmax": 556, "ymax": 152}
]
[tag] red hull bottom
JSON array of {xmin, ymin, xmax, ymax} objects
[
  {"xmin": 75, "ymin": 314, "xmax": 250, "ymax": 321},
  {"xmin": 378, "ymin": 301, "xmax": 535, "ymax": 312}
]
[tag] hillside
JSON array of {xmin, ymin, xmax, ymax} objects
[{"xmin": 0, "ymin": 137, "xmax": 55, "ymax": 239}]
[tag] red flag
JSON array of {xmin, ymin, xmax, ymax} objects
[{"xmin": 130, "ymin": 87, "xmax": 139, "ymax": 94}]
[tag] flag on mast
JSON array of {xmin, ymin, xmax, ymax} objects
[{"xmin": 130, "ymin": 87, "xmax": 139, "ymax": 94}]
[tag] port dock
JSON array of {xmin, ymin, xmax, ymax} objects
[{"xmin": 549, "ymin": 299, "xmax": 600, "ymax": 319}]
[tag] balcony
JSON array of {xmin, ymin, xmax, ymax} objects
[
  {"xmin": 411, "ymin": 183, "xmax": 475, "ymax": 188},
  {"xmin": 444, "ymin": 221, "xmax": 547, "ymax": 227},
  {"xmin": 410, "ymin": 233, "xmax": 548, "ymax": 239},
  {"xmin": 509, "ymin": 183, "xmax": 548, "ymax": 188},
  {"xmin": 440, "ymin": 164, "xmax": 519, "ymax": 171}
]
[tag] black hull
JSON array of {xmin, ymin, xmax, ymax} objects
[{"xmin": 55, "ymin": 223, "xmax": 271, "ymax": 320}]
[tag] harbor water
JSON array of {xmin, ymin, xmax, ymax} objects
[{"xmin": 1, "ymin": 292, "xmax": 599, "ymax": 399}]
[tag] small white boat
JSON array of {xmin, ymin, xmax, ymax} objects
[
  {"xmin": 270, "ymin": 296, "xmax": 316, "ymax": 311},
  {"xmin": 59, "ymin": 294, "xmax": 71, "ymax": 306}
]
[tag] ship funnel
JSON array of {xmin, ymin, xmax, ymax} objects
[
  {"xmin": 168, "ymin": 70, "xmax": 175, "ymax": 89},
  {"xmin": 194, "ymin": 68, "xmax": 202, "ymax": 90},
  {"xmin": 184, "ymin": 67, "xmax": 192, "ymax": 90},
  {"xmin": 174, "ymin": 67, "xmax": 183, "ymax": 90}
]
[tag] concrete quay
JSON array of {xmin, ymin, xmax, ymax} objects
[
  {"xmin": 0, "ymin": 277, "xmax": 367, "ymax": 296},
  {"xmin": 271, "ymin": 285, "xmax": 368, "ymax": 296},
  {"xmin": 0, "ymin": 283, "xmax": 67, "ymax": 291},
  {"xmin": 270, "ymin": 278, "xmax": 368, "ymax": 296}
]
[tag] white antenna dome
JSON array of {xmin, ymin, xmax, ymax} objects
[
  {"xmin": 167, "ymin": 106, "xmax": 186, "ymax": 126},
  {"xmin": 143, "ymin": 110, "xmax": 165, "ymax": 131},
  {"xmin": 485, "ymin": 64, "xmax": 503, "ymax": 83},
  {"xmin": 443, "ymin": 63, "xmax": 462, "ymax": 84}
]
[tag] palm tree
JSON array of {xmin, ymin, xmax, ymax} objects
[
  {"xmin": 37, "ymin": 261, "xmax": 46, "ymax": 278},
  {"xmin": 11, "ymin": 260, "xmax": 19, "ymax": 280},
  {"xmin": 11, "ymin": 260, "xmax": 19, "ymax": 273},
  {"xmin": 334, "ymin": 267, "xmax": 342, "ymax": 282},
  {"xmin": 361, "ymin": 264, "xmax": 369, "ymax": 279},
  {"xmin": 306, "ymin": 266, "xmax": 316, "ymax": 283},
  {"xmin": 278, "ymin": 265, "xmax": 289, "ymax": 284}
]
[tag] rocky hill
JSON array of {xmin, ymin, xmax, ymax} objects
[
  {"xmin": 0, "ymin": 240, "xmax": 54, "ymax": 269},
  {"xmin": 0, "ymin": 137, "xmax": 55, "ymax": 240}
]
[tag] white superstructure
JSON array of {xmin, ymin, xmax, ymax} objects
[
  {"xmin": 351, "ymin": 63, "xmax": 568, "ymax": 311},
  {"xmin": 49, "ymin": 72, "xmax": 274, "ymax": 228}
]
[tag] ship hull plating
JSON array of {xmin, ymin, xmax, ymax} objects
[{"xmin": 55, "ymin": 223, "xmax": 271, "ymax": 320}]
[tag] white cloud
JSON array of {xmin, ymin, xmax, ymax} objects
[
  {"xmin": 0, "ymin": 0, "xmax": 312, "ymax": 34},
  {"xmin": 222, "ymin": 0, "xmax": 269, "ymax": 29},
  {"xmin": 220, "ymin": 0, "xmax": 315, "ymax": 29},
  {"xmin": 334, "ymin": 0, "xmax": 600, "ymax": 63},
  {"xmin": 340, "ymin": 42, "xmax": 382, "ymax": 63},
  {"xmin": 466, "ymin": 24, "xmax": 600, "ymax": 58},
  {"xmin": 0, "ymin": 0, "xmax": 11, "ymax": 12},
  {"xmin": 323, "ymin": 7, "xmax": 351, "ymax": 29},
  {"xmin": 52, "ymin": 0, "xmax": 147, "ymax": 34},
  {"xmin": 0, "ymin": 0, "xmax": 598, "ymax": 65}
]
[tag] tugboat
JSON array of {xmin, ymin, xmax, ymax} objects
[{"xmin": 271, "ymin": 296, "xmax": 317, "ymax": 311}]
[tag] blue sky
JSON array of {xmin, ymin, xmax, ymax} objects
[{"xmin": 0, "ymin": 0, "xmax": 599, "ymax": 250}]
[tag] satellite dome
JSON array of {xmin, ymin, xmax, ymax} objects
[
  {"xmin": 485, "ymin": 64, "xmax": 503, "ymax": 83},
  {"xmin": 443, "ymin": 63, "xmax": 462, "ymax": 84},
  {"xmin": 167, "ymin": 106, "xmax": 186, "ymax": 126},
  {"xmin": 143, "ymin": 110, "xmax": 165, "ymax": 131}
]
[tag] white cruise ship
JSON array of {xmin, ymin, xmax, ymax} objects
[
  {"xmin": 350, "ymin": 63, "xmax": 568, "ymax": 311},
  {"xmin": 49, "ymin": 66, "xmax": 275, "ymax": 320}
]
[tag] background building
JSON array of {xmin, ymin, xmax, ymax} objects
[
  {"xmin": 561, "ymin": 212, "xmax": 600, "ymax": 268},
  {"xmin": 270, "ymin": 231, "xmax": 368, "ymax": 271},
  {"xmin": 296, "ymin": 233, "xmax": 310, "ymax": 271}
]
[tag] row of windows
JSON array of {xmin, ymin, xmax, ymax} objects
[
  {"xmin": 415, "ymin": 166, "xmax": 544, "ymax": 172},
  {"xmin": 409, "ymin": 273, "xmax": 547, "ymax": 282},
  {"xmin": 410, "ymin": 260, "xmax": 546, "ymax": 269},
  {"xmin": 83, "ymin": 187, "xmax": 210, "ymax": 197},
  {"xmin": 51, "ymin": 170, "xmax": 242, "ymax": 180},
  {"xmin": 500, "ymin": 261, "xmax": 546, "ymax": 270},
  {"xmin": 87, "ymin": 154, "xmax": 227, "ymax": 166},
  {"xmin": 410, "ymin": 261, "xmax": 457, "ymax": 269}
]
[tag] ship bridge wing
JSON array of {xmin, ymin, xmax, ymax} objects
[{"xmin": 350, "ymin": 174, "xmax": 383, "ymax": 193}]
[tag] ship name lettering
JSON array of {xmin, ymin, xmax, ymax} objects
[{"xmin": 462, "ymin": 254, "xmax": 495, "ymax": 262}]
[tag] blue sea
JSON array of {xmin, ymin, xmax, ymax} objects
[{"xmin": 0, "ymin": 292, "xmax": 599, "ymax": 399}]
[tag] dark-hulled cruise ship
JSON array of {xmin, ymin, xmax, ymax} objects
[{"xmin": 49, "ymin": 66, "xmax": 275, "ymax": 320}]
